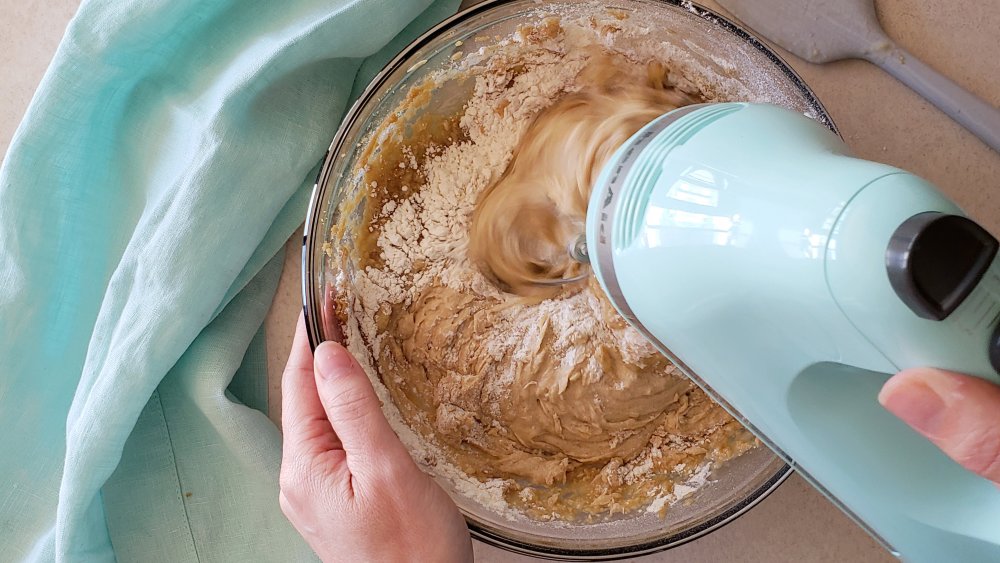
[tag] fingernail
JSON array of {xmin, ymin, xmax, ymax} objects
[
  {"xmin": 879, "ymin": 378, "xmax": 947, "ymax": 434},
  {"xmin": 314, "ymin": 342, "xmax": 354, "ymax": 380}
]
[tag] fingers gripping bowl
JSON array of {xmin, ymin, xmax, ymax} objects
[{"xmin": 303, "ymin": 0, "xmax": 837, "ymax": 559}]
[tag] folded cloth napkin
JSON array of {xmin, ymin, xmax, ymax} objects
[{"xmin": 0, "ymin": 0, "xmax": 459, "ymax": 560}]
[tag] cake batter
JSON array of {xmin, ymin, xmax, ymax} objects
[{"xmin": 334, "ymin": 15, "xmax": 756, "ymax": 520}]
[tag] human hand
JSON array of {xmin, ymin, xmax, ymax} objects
[
  {"xmin": 279, "ymin": 314, "xmax": 473, "ymax": 562},
  {"xmin": 880, "ymin": 367, "xmax": 1000, "ymax": 484}
]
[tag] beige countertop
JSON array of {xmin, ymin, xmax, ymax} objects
[{"xmin": 3, "ymin": 0, "xmax": 998, "ymax": 561}]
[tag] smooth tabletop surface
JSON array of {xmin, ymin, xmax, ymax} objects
[{"xmin": 3, "ymin": 0, "xmax": 998, "ymax": 561}]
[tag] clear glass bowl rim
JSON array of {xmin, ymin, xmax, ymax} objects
[{"xmin": 301, "ymin": 0, "xmax": 841, "ymax": 559}]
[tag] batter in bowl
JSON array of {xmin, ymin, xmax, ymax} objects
[{"xmin": 332, "ymin": 13, "xmax": 757, "ymax": 521}]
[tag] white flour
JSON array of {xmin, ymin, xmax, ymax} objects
[{"xmin": 332, "ymin": 5, "xmax": 791, "ymax": 521}]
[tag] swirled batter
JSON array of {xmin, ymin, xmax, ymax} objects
[
  {"xmin": 468, "ymin": 55, "xmax": 695, "ymax": 295},
  {"xmin": 335, "ymin": 15, "xmax": 756, "ymax": 520}
]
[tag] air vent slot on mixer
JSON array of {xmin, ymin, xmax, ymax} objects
[{"xmin": 614, "ymin": 104, "xmax": 743, "ymax": 251}]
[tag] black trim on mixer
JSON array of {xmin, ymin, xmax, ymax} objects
[{"xmin": 886, "ymin": 212, "xmax": 998, "ymax": 321}]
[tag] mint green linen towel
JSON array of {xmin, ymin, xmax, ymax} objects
[{"xmin": 0, "ymin": 0, "xmax": 459, "ymax": 560}]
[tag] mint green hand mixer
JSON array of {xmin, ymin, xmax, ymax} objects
[{"xmin": 575, "ymin": 102, "xmax": 1000, "ymax": 562}]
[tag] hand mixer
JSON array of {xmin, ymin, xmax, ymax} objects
[{"xmin": 565, "ymin": 102, "xmax": 1000, "ymax": 562}]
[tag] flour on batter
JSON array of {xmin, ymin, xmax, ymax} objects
[{"xmin": 333, "ymin": 14, "xmax": 757, "ymax": 521}]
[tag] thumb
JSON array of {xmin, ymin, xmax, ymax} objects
[
  {"xmin": 313, "ymin": 342, "xmax": 412, "ymax": 477},
  {"xmin": 879, "ymin": 368, "xmax": 1000, "ymax": 483}
]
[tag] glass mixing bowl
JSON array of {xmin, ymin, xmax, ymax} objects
[{"xmin": 303, "ymin": 0, "xmax": 839, "ymax": 559}]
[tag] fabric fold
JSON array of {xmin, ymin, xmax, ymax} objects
[{"xmin": 0, "ymin": 0, "xmax": 460, "ymax": 560}]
